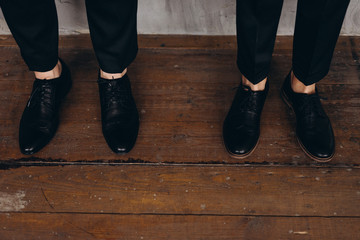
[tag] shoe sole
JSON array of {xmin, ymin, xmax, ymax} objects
[{"xmin": 281, "ymin": 87, "xmax": 334, "ymax": 163}]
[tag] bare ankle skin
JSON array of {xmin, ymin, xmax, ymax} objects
[
  {"xmin": 290, "ymin": 71, "xmax": 316, "ymax": 94},
  {"xmin": 100, "ymin": 68, "xmax": 127, "ymax": 80},
  {"xmin": 242, "ymin": 75, "xmax": 267, "ymax": 91}
]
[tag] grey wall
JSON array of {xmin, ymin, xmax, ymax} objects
[{"xmin": 0, "ymin": 0, "xmax": 359, "ymax": 35}]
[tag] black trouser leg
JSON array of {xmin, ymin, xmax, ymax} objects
[
  {"xmin": 292, "ymin": 0, "xmax": 350, "ymax": 85},
  {"xmin": 85, "ymin": 0, "xmax": 138, "ymax": 73},
  {"xmin": 236, "ymin": 0, "xmax": 284, "ymax": 84},
  {"xmin": 0, "ymin": 0, "xmax": 59, "ymax": 72},
  {"xmin": 236, "ymin": 0, "xmax": 350, "ymax": 86}
]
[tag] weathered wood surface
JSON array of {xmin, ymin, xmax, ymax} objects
[
  {"xmin": 0, "ymin": 35, "xmax": 359, "ymax": 164},
  {"xmin": 0, "ymin": 214, "xmax": 359, "ymax": 240},
  {"xmin": 0, "ymin": 165, "xmax": 359, "ymax": 239},
  {"xmin": 0, "ymin": 165, "xmax": 359, "ymax": 216},
  {"xmin": 0, "ymin": 35, "xmax": 359, "ymax": 240}
]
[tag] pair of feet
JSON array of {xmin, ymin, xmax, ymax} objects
[
  {"xmin": 20, "ymin": 60, "xmax": 334, "ymax": 161},
  {"xmin": 19, "ymin": 59, "xmax": 139, "ymax": 155},
  {"xmin": 223, "ymin": 73, "xmax": 335, "ymax": 162}
]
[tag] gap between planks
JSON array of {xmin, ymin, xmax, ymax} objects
[{"xmin": 0, "ymin": 160, "xmax": 359, "ymax": 169}]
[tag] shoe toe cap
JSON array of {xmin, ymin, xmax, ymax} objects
[
  {"xmin": 19, "ymin": 130, "xmax": 52, "ymax": 155},
  {"xmin": 224, "ymin": 133, "xmax": 259, "ymax": 157},
  {"xmin": 112, "ymin": 144, "xmax": 131, "ymax": 154},
  {"xmin": 226, "ymin": 142, "xmax": 255, "ymax": 156},
  {"xmin": 20, "ymin": 140, "xmax": 45, "ymax": 155},
  {"xmin": 309, "ymin": 147, "xmax": 334, "ymax": 160},
  {"xmin": 299, "ymin": 137, "xmax": 334, "ymax": 161},
  {"xmin": 21, "ymin": 145, "xmax": 37, "ymax": 155},
  {"xmin": 103, "ymin": 128, "xmax": 138, "ymax": 154}
]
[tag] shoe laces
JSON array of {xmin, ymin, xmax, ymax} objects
[
  {"xmin": 102, "ymin": 81, "xmax": 132, "ymax": 110},
  {"xmin": 234, "ymin": 86, "xmax": 261, "ymax": 114},
  {"xmin": 27, "ymin": 81, "xmax": 55, "ymax": 110},
  {"xmin": 298, "ymin": 93, "xmax": 326, "ymax": 119}
]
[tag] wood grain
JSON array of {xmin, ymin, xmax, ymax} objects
[
  {"xmin": 0, "ymin": 213, "xmax": 359, "ymax": 240},
  {"xmin": 0, "ymin": 165, "xmax": 359, "ymax": 216}
]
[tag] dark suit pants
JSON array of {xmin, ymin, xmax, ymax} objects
[
  {"xmin": 236, "ymin": 0, "xmax": 350, "ymax": 85},
  {"xmin": 0, "ymin": 0, "xmax": 138, "ymax": 73}
]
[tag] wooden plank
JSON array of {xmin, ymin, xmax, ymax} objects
[
  {"xmin": 0, "ymin": 165, "xmax": 359, "ymax": 216},
  {"xmin": 0, "ymin": 213, "xmax": 359, "ymax": 240}
]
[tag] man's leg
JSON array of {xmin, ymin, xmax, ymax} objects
[
  {"xmin": 223, "ymin": 0, "xmax": 284, "ymax": 159},
  {"xmin": 85, "ymin": 0, "xmax": 139, "ymax": 154},
  {"xmin": 0, "ymin": 0, "xmax": 58, "ymax": 72},
  {"xmin": 0, "ymin": 0, "xmax": 72, "ymax": 154},
  {"xmin": 292, "ymin": 0, "xmax": 350, "ymax": 87},
  {"xmin": 281, "ymin": 0, "xmax": 350, "ymax": 161},
  {"xmin": 236, "ymin": 0, "xmax": 284, "ymax": 86}
]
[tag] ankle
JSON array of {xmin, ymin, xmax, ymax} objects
[
  {"xmin": 100, "ymin": 68, "xmax": 127, "ymax": 80},
  {"xmin": 34, "ymin": 60, "xmax": 62, "ymax": 80},
  {"xmin": 290, "ymin": 71, "xmax": 316, "ymax": 94},
  {"xmin": 242, "ymin": 76, "xmax": 267, "ymax": 91}
]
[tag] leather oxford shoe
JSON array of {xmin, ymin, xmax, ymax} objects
[
  {"xmin": 98, "ymin": 74, "xmax": 139, "ymax": 154},
  {"xmin": 19, "ymin": 59, "xmax": 72, "ymax": 155},
  {"xmin": 281, "ymin": 73, "xmax": 335, "ymax": 162},
  {"xmin": 223, "ymin": 81, "xmax": 269, "ymax": 159}
]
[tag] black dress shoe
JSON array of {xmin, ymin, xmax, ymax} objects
[
  {"xmin": 223, "ymin": 81, "xmax": 269, "ymax": 159},
  {"xmin": 19, "ymin": 59, "xmax": 72, "ymax": 155},
  {"xmin": 281, "ymin": 73, "xmax": 335, "ymax": 162},
  {"xmin": 98, "ymin": 74, "xmax": 139, "ymax": 154}
]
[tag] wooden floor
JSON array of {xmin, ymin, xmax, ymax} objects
[{"xmin": 0, "ymin": 35, "xmax": 359, "ymax": 239}]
